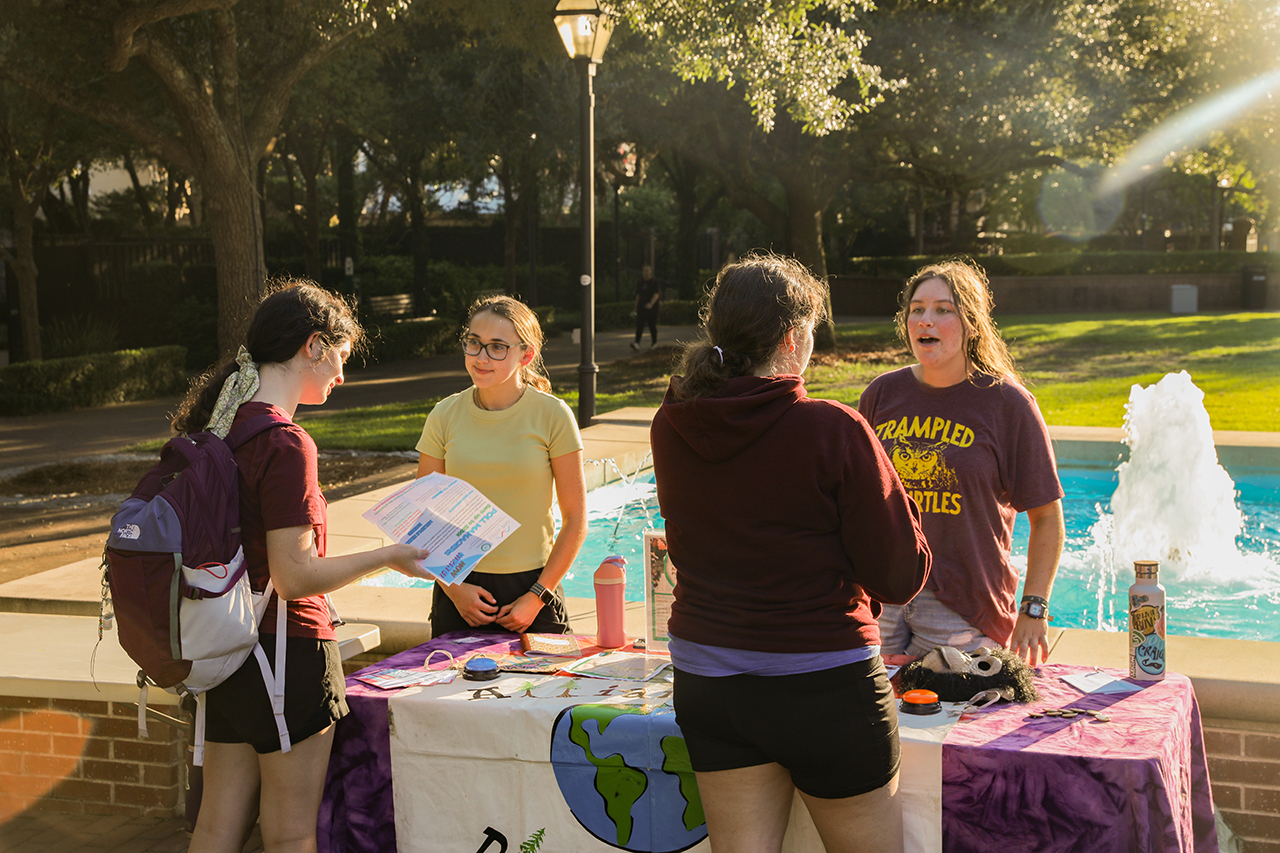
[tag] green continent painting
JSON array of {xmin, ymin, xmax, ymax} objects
[{"xmin": 550, "ymin": 704, "xmax": 708, "ymax": 851}]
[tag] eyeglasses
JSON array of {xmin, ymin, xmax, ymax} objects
[{"xmin": 461, "ymin": 337, "xmax": 518, "ymax": 361}]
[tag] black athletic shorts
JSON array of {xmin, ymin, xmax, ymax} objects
[
  {"xmin": 429, "ymin": 567, "xmax": 571, "ymax": 638},
  {"xmin": 672, "ymin": 656, "xmax": 900, "ymax": 799},
  {"xmin": 204, "ymin": 634, "xmax": 348, "ymax": 754}
]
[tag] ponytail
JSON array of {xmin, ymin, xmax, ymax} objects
[{"xmin": 670, "ymin": 252, "xmax": 826, "ymax": 402}]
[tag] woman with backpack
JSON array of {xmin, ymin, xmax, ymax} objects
[
  {"xmin": 416, "ymin": 295, "xmax": 587, "ymax": 636},
  {"xmin": 173, "ymin": 281, "xmax": 431, "ymax": 853}
]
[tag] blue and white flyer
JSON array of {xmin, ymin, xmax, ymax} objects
[{"xmin": 361, "ymin": 472, "xmax": 519, "ymax": 585}]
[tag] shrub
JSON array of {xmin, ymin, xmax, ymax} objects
[
  {"xmin": 0, "ymin": 346, "xmax": 188, "ymax": 415},
  {"xmin": 42, "ymin": 314, "xmax": 120, "ymax": 359},
  {"xmin": 115, "ymin": 261, "xmax": 218, "ymax": 371},
  {"xmin": 356, "ymin": 317, "xmax": 462, "ymax": 366},
  {"xmin": 431, "ymin": 262, "xmax": 504, "ymax": 322},
  {"xmin": 554, "ymin": 299, "xmax": 703, "ymax": 333},
  {"xmin": 844, "ymin": 250, "xmax": 1280, "ymax": 279}
]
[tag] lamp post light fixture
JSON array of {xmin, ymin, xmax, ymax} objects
[{"xmin": 553, "ymin": 0, "xmax": 614, "ymax": 428}]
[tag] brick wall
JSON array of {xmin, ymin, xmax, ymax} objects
[
  {"xmin": 0, "ymin": 695, "xmax": 186, "ymax": 821},
  {"xmin": 1205, "ymin": 719, "xmax": 1280, "ymax": 852}
]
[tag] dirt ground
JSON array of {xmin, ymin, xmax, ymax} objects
[{"xmin": 0, "ymin": 455, "xmax": 416, "ymax": 586}]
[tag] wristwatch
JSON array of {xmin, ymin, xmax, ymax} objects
[
  {"xmin": 530, "ymin": 582, "xmax": 555, "ymax": 607},
  {"xmin": 1019, "ymin": 595, "xmax": 1050, "ymax": 620}
]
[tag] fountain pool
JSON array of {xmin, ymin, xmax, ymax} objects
[
  {"xmin": 360, "ymin": 461, "xmax": 1280, "ymax": 641},
  {"xmin": 360, "ymin": 374, "xmax": 1280, "ymax": 642}
]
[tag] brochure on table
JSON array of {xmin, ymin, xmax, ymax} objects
[
  {"xmin": 643, "ymin": 530, "xmax": 674, "ymax": 652},
  {"xmin": 361, "ymin": 472, "xmax": 518, "ymax": 585}
]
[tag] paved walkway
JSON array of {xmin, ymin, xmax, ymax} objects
[
  {"xmin": 0, "ymin": 323, "xmax": 699, "ymax": 474},
  {"xmin": 0, "ymin": 812, "xmax": 260, "ymax": 853}
]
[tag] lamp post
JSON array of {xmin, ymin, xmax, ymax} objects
[{"xmin": 553, "ymin": 0, "xmax": 613, "ymax": 428}]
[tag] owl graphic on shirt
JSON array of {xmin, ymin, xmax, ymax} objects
[{"xmin": 889, "ymin": 438, "xmax": 959, "ymax": 492}]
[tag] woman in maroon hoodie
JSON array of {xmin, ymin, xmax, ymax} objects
[{"xmin": 651, "ymin": 253, "xmax": 931, "ymax": 852}]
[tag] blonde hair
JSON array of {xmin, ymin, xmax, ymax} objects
[
  {"xmin": 466, "ymin": 295, "xmax": 552, "ymax": 394},
  {"xmin": 896, "ymin": 259, "xmax": 1019, "ymax": 384}
]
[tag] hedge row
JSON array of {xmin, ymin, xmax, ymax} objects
[
  {"xmin": 0, "ymin": 346, "xmax": 189, "ymax": 416},
  {"xmin": 844, "ymin": 250, "xmax": 1280, "ymax": 279},
  {"xmin": 354, "ymin": 317, "xmax": 464, "ymax": 366},
  {"xmin": 552, "ymin": 299, "xmax": 703, "ymax": 333}
]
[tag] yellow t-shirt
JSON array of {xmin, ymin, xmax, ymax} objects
[{"xmin": 416, "ymin": 387, "xmax": 583, "ymax": 574}]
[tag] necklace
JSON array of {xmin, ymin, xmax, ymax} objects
[{"xmin": 473, "ymin": 385, "xmax": 525, "ymax": 412}]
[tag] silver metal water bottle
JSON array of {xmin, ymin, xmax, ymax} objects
[{"xmin": 1129, "ymin": 560, "xmax": 1166, "ymax": 680}]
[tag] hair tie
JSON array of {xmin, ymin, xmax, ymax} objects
[
  {"xmin": 206, "ymin": 346, "xmax": 260, "ymax": 438},
  {"xmin": 712, "ymin": 345, "xmax": 725, "ymax": 365}
]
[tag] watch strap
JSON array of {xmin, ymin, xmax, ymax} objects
[
  {"xmin": 1019, "ymin": 596, "xmax": 1050, "ymax": 619},
  {"xmin": 530, "ymin": 582, "xmax": 555, "ymax": 606}
]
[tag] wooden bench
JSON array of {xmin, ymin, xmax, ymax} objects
[{"xmin": 365, "ymin": 293, "xmax": 414, "ymax": 319}]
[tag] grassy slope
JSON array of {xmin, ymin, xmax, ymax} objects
[{"xmin": 298, "ymin": 311, "xmax": 1279, "ymax": 451}]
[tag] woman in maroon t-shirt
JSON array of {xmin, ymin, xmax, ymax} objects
[
  {"xmin": 859, "ymin": 260, "xmax": 1065, "ymax": 666},
  {"xmin": 172, "ymin": 282, "xmax": 431, "ymax": 853}
]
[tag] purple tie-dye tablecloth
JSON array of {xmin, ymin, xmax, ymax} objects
[
  {"xmin": 939, "ymin": 663, "xmax": 1216, "ymax": 853},
  {"xmin": 319, "ymin": 637, "xmax": 1215, "ymax": 853}
]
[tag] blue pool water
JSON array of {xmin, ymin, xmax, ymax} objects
[{"xmin": 361, "ymin": 463, "xmax": 1280, "ymax": 642}]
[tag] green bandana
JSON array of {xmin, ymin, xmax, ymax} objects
[{"xmin": 206, "ymin": 346, "xmax": 260, "ymax": 438}]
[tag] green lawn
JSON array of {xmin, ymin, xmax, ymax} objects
[{"xmin": 291, "ymin": 311, "xmax": 1280, "ymax": 452}]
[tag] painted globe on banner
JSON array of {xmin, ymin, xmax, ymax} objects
[{"xmin": 550, "ymin": 703, "xmax": 707, "ymax": 852}]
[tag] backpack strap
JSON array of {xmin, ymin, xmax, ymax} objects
[{"xmin": 248, "ymin": 579, "xmax": 292, "ymax": 756}]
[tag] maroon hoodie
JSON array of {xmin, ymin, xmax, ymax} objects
[{"xmin": 651, "ymin": 374, "xmax": 930, "ymax": 653}]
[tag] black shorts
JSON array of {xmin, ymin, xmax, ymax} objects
[
  {"xmin": 672, "ymin": 656, "xmax": 900, "ymax": 799},
  {"xmin": 204, "ymin": 634, "xmax": 348, "ymax": 754},
  {"xmin": 430, "ymin": 567, "xmax": 571, "ymax": 638}
]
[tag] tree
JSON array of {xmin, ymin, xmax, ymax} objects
[
  {"xmin": 0, "ymin": 84, "xmax": 113, "ymax": 361},
  {"xmin": 0, "ymin": 0, "xmax": 415, "ymax": 354}
]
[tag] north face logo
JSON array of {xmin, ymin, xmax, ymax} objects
[{"xmin": 116, "ymin": 523, "xmax": 141, "ymax": 540}]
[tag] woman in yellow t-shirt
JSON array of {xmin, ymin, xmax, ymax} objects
[{"xmin": 416, "ymin": 296, "xmax": 586, "ymax": 635}]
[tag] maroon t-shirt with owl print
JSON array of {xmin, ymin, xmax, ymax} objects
[{"xmin": 858, "ymin": 367, "xmax": 1063, "ymax": 645}]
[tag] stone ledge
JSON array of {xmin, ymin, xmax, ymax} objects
[{"xmin": 0, "ymin": 612, "xmax": 378, "ymax": 704}]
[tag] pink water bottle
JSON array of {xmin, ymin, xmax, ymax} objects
[{"xmin": 594, "ymin": 556, "xmax": 627, "ymax": 649}]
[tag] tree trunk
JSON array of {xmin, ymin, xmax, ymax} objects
[
  {"xmin": 497, "ymin": 159, "xmax": 518, "ymax": 292},
  {"xmin": 8, "ymin": 185, "xmax": 42, "ymax": 362},
  {"xmin": 403, "ymin": 163, "xmax": 430, "ymax": 315},
  {"xmin": 203, "ymin": 165, "xmax": 266, "ymax": 356},
  {"xmin": 780, "ymin": 176, "xmax": 837, "ymax": 349},
  {"xmin": 333, "ymin": 130, "xmax": 360, "ymax": 268},
  {"xmin": 123, "ymin": 150, "xmax": 155, "ymax": 227}
]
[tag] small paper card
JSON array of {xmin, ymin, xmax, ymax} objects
[
  {"xmin": 564, "ymin": 651, "xmax": 673, "ymax": 682},
  {"xmin": 355, "ymin": 668, "xmax": 457, "ymax": 690},
  {"xmin": 1061, "ymin": 670, "xmax": 1142, "ymax": 695}
]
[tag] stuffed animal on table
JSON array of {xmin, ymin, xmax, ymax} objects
[{"xmin": 898, "ymin": 646, "xmax": 1039, "ymax": 706}]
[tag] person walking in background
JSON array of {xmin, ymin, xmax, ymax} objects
[
  {"xmin": 416, "ymin": 295, "xmax": 587, "ymax": 636},
  {"xmin": 631, "ymin": 264, "xmax": 662, "ymax": 350},
  {"xmin": 175, "ymin": 281, "xmax": 432, "ymax": 853},
  {"xmin": 859, "ymin": 259, "xmax": 1064, "ymax": 667},
  {"xmin": 651, "ymin": 252, "xmax": 931, "ymax": 853}
]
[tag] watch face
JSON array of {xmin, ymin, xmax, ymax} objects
[{"xmin": 1026, "ymin": 602, "xmax": 1046, "ymax": 618}]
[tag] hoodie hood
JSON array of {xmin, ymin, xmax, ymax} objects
[{"xmin": 658, "ymin": 375, "xmax": 806, "ymax": 463}]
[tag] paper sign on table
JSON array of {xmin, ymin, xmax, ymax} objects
[
  {"xmin": 355, "ymin": 668, "xmax": 457, "ymax": 689},
  {"xmin": 564, "ymin": 651, "xmax": 673, "ymax": 682},
  {"xmin": 1060, "ymin": 670, "xmax": 1142, "ymax": 694},
  {"xmin": 362, "ymin": 472, "xmax": 518, "ymax": 585}
]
